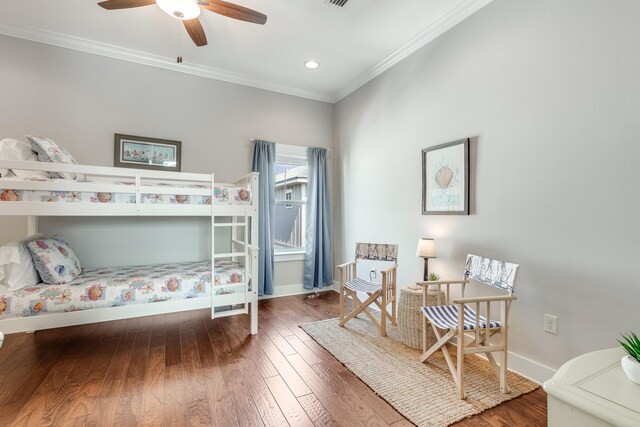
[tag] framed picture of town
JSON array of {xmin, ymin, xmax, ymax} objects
[{"xmin": 114, "ymin": 134, "xmax": 182, "ymax": 172}]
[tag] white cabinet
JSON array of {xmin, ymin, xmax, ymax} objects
[{"xmin": 543, "ymin": 348, "xmax": 640, "ymax": 427}]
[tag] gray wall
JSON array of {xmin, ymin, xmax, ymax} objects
[
  {"xmin": 0, "ymin": 35, "xmax": 334, "ymax": 290},
  {"xmin": 334, "ymin": 0, "xmax": 640, "ymax": 375}
]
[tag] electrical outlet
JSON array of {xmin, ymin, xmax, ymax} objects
[
  {"xmin": 370, "ymin": 269, "xmax": 377, "ymax": 281},
  {"xmin": 544, "ymin": 314, "xmax": 558, "ymax": 335}
]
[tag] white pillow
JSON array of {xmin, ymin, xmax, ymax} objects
[
  {"xmin": 0, "ymin": 138, "xmax": 49, "ymax": 179},
  {"xmin": 26, "ymin": 136, "xmax": 85, "ymax": 181},
  {"xmin": 0, "ymin": 234, "xmax": 44, "ymax": 291}
]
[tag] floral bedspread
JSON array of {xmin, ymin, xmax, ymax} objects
[
  {"xmin": 0, "ymin": 177, "xmax": 251, "ymax": 205},
  {"xmin": 0, "ymin": 260, "xmax": 245, "ymax": 320}
]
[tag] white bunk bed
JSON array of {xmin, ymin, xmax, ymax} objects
[{"xmin": 0, "ymin": 159, "xmax": 259, "ymax": 335}]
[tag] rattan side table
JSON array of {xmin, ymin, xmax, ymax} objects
[{"xmin": 397, "ymin": 284, "xmax": 443, "ymax": 350}]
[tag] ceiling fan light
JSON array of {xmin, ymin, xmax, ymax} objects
[
  {"xmin": 304, "ymin": 60, "xmax": 319, "ymax": 69},
  {"xmin": 157, "ymin": 0, "xmax": 201, "ymax": 20}
]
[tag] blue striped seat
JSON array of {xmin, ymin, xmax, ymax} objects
[
  {"xmin": 420, "ymin": 305, "xmax": 501, "ymax": 331},
  {"xmin": 344, "ymin": 277, "xmax": 382, "ymax": 294}
]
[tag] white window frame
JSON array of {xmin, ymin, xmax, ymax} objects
[{"xmin": 274, "ymin": 143, "xmax": 308, "ymax": 262}]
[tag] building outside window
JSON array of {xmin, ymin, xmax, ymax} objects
[{"xmin": 274, "ymin": 144, "xmax": 308, "ymax": 256}]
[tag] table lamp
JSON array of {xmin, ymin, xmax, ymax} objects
[{"xmin": 416, "ymin": 238, "xmax": 436, "ymax": 281}]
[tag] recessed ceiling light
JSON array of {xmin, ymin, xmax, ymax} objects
[{"xmin": 304, "ymin": 60, "xmax": 319, "ymax": 69}]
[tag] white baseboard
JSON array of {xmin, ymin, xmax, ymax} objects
[
  {"xmin": 260, "ymin": 284, "xmax": 333, "ymax": 300},
  {"xmin": 502, "ymin": 350, "xmax": 556, "ymax": 384},
  {"xmin": 472, "ymin": 349, "xmax": 555, "ymax": 385}
]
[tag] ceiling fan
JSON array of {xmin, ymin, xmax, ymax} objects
[{"xmin": 98, "ymin": 0, "xmax": 267, "ymax": 47}]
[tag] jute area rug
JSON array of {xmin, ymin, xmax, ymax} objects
[{"xmin": 300, "ymin": 316, "xmax": 539, "ymax": 427}]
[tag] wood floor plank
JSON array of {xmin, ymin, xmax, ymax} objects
[
  {"xmin": 64, "ymin": 322, "xmax": 122, "ymax": 420},
  {"xmin": 310, "ymin": 363, "xmax": 388, "ymax": 427},
  {"xmin": 0, "ymin": 333, "xmax": 29, "ymax": 366},
  {"xmin": 253, "ymin": 332, "xmax": 311, "ymax": 398},
  {"xmin": 264, "ymin": 375, "xmax": 314, "ymax": 427},
  {"xmin": 297, "ymin": 393, "xmax": 342, "ymax": 427},
  {"xmin": 201, "ymin": 319, "xmax": 240, "ymax": 426},
  {"xmin": 138, "ymin": 344, "xmax": 165, "ymax": 427},
  {"xmin": 85, "ymin": 318, "xmax": 139, "ymax": 426},
  {"xmin": 286, "ymin": 354, "xmax": 363, "ymax": 426},
  {"xmin": 38, "ymin": 323, "xmax": 115, "ymax": 425},
  {"xmin": 266, "ymin": 316, "xmax": 297, "ymax": 337},
  {"xmin": 270, "ymin": 333, "xmax": 298, "ymax": 356},
  {"xmin": 9, "ymin": 391, "xmax": 51, "ymax": 427},
  {"xmin": 178, "ymin": 312, "xmax": 213, "ymax": 426},
  {"xmin": 0, "ymin": 328, "xmax": 72, "ymax": 425},
  {"xmin": 452, "ymin": 388, "xmax": 547, "ymax": 426},
  {"xmin": 291, "ymin": 323, "xmax": 314, "ymax": 342},
  {"xmin": 185, "ymin": 399, "xmax": 215, "ymax": 427},
  {"xmin": 217, "ymin": 351, "xmax": 265, "ymax": 427},
  {"xmin": 199, "ymin": 365, "xmax": 240, "ymax": 427},
  {"xmin": 293, "ymin": 332, "xmax": 403, "ymax": 425},
  {"xmin": 163, "ymin": 364, "xmax": 188, "ymax": 427},
  {"xmin": 323, "ymin": 362, "xmax": 403, "ymax": 425},
  {"xmin": 389, "ymin": 419, "xmax": 417, "ymax": 427},
  {"xmin": 112, "ymin": 316, "xmax": 153, "ymax": 426},
  {"xmin": 164, "ymin": 312, "xmax": 182, "ymax": 367},
  {"xmin": 0, "ymin": 328, "xmax": 69, "ymax": 408},
  {"xmin": 212, "ymin": 320, "xmax": 264, "ymax": 427},
  {"xmin": 190, "ymin": 311, "xmax": 217, "ymax": 369},
  {"xmin": 237, "ymin": 356, "xmax": 289, "ymax": 427},
  {"xmin": 149, "ymin": 313, "xmax": 166, "ymax": 348},
  {"xmin": 225, "ymin": 316, "xmax": 280, "ymax": 379},
  {"xmin": 284, "ymin": 334, "xmax": 322, "ymax": 366}
]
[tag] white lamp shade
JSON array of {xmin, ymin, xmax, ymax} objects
[{"xmin": 416, "ymin": 238, "xmax": 436, "ymax": 258}]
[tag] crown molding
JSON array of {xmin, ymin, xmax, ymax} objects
[
  {"xmin": 332, "ymin": 0, "xmax": 494, "ymax": 103},
  {"xmin": 0, "ymin": 1, "xmax": 492, "ymax": 105},
  {"xmin": 0, "ymin": 21, "xmax": 335, "ymax": 104}
]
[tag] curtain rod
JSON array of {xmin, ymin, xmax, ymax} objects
[{"xmin": 249, "ymin": 139, "xmax": 329, "ymax": 151}]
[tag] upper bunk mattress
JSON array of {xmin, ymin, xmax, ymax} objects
[
  {"xmin": 0, "ymin": 177, "xmax": 251, "ymax": 205},
  {"xmin": 0, "ymin": 259, "xmax": 245, "ymax": 320}
]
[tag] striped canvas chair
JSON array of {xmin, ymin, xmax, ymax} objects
[
  {"xmin": 337, "ymin": 243, "xmax": 398, "ymax": 336},
  {"xmin": 418, "ymin": 254, "xmax": 519, "ymax": 399}
]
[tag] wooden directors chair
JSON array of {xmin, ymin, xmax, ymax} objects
[
  {"xmin": 337, "ymin": 243, "xmax": 398, "ymax": 336},
  {"xmin": 418, "ymin": 254, "xmax": 519, "ymax": 399}
]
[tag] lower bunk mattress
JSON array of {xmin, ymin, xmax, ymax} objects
[{"xmin": 0, "ymin": 260, "xmax": 245, "ymax": 320}]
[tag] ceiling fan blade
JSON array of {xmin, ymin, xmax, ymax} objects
[
  {"xmin": 198, "ymin": 0, "xmax": 267, "ymax": 25},
  {"xmin": 98, "ymin": 0, "xmax": 156, "ymax": 10},
  {"xmin": 183, "ymin": 18, "xmax": 208, "ymax": 47}
]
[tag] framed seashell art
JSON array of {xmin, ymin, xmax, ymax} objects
[{"xmin": 422, "ymin": 138, "xmax": 470, "ymax": 215}]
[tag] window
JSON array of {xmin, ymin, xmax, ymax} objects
[
  {"xmin": 285, "ymin": 190, "xmax": 293, "ymax": 208},
  {"xmin": 275, "ymin": 144, "xmax": 308, "ymax": 256}
]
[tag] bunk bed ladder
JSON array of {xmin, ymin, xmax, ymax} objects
[{"xmin": 211, "ymin": 211, "xmax": 250, "ymax": 319}]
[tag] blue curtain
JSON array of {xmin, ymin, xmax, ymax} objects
[
  {"xmin": 304, "ymin": 147, "xmax": 333, "ymax": 289},
  {"xmin": 252, "ymin": 140, "xmax": 276, "ymax": 296}
]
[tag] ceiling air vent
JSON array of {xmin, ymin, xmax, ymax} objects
[{"xmin": 327, "ymin": 0, "xmax": 349, "ymax": 7}]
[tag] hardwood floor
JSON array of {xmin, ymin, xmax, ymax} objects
[{"xmin": 0, "ymin": 292, "xmax": 547, "ymax": 426}]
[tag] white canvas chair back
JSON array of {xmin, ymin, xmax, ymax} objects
[
  {"xmin": 464, "ymin": 254, "xmax": 519, "ymax": 293},
  {"xmin": 338, "ymin": 242, "xmax": 399, "ymax": 336},
  {"xmin": 419, "ymin": 253, "xmax": 520, "ymax": 399},
  {"xmin": 355, "ymin": 243, "xmax": 398, "ymax": 264}
]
